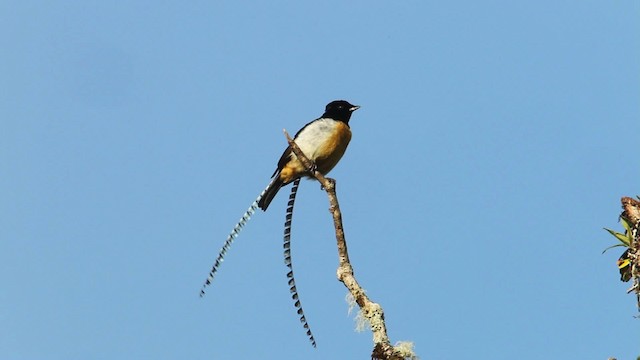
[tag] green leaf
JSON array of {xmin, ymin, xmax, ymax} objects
[
  {"xmin": 621, "ymin": 216, "xmax": 632, "ymax": 233},
  {"xmin": 602, "ymin": 243, "xmax": 626, "ymax": 254},
  {"xmin": 604, "ymin": 227, "xmax": 631, "ymax": 246}
]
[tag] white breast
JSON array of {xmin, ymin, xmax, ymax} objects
[{"xmin": 293, "ymin": 118, "xmax": 340, "ymax": 160}]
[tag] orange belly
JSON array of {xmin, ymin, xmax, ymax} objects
[
  {"xmin": 314, "ymin": 121, "xmax": 352, "ymax": 174},
  {"xmin": 279, "ymin": 121, "xmax": 351, "ymax": 184}
]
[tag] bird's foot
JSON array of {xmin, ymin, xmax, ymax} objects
[{"xmin": 309, "ymin": 161, "xmax": 318, "ymax": 174}]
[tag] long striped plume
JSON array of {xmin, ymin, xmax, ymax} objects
[
  {"xmin": 283, "ymin": 178, "xmax": 317, "ymax": 347},
  {"xmin": 199, "ymin": 180, "xmax": 274, "ymax": 297}
]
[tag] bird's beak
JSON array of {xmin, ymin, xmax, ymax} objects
[{"xmin": 349, "ymin": 105, "xmax": 360, "ymax": 112}]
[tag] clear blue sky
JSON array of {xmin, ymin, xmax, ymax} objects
[{"xmin": 1, "ymin": 1, "xmax": 639, "ymax": 359}]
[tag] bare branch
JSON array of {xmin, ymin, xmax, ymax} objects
[{"xmin": 283, "ymin": 130, "xmax": 416, "ymax": 360}]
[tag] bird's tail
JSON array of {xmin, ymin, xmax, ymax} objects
[
  {"xmin": 257, "ymin": 175, "xmax": 284, "ymax": 211},
  {"xmin": 199, "ymin": 179, "xmax": 275, "ymax": 297},
  {"xmin": 282, "ymin": 178, "xmax": 316, "ymax": 347}
]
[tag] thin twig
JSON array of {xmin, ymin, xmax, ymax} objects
[{"xmin": 283, "ymin": 130, "xmax": 415, "ymax": 360}]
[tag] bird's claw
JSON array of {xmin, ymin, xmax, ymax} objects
[{"xmin": 309, "ymin": 162, "xmax": 318, "ymax": 174}]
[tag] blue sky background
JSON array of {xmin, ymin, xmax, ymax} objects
[{"xmin": 1, "ymin": 1, "xmax": 639, "ymax": 359}]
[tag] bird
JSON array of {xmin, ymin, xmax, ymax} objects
[
  {"xmin": 199, "ymin": 100, "xmax": 360, "ymax": 347},
  {"xmin": 200, "ymin": 100, "xmax": 360, "ymax": 293},
  {"xmin": 258, "ymin": 100, "xmax": 360, "ymax": 210}
]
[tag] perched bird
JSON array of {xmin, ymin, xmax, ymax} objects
[
  {"xmin": 258, "ymin": 100, "xmax": 360, "ymax": 210},
  {"xmin": 200, "ymin": 100, "xmax": 360, "ymax": 295},
  {"xmin": 200, "ymin": 100, "xmax": 360, "ymax": 347}
]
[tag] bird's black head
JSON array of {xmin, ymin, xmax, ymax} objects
[{"xmin": 322, "ymin": 100, "xmax": 360, "ymax": 123}]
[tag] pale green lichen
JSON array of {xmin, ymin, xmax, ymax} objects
[{"xmin": 394, "ymin": 341, "xmax": 418, "ymax": 360}]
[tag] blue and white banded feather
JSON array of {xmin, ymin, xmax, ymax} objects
[
  {"xmin": 199, "ymin": 180, "xmax": 275, "ymax": 297},
  {"xmin": 282, "ymin": 178, "xmax": 316, "ymax": 347}
]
